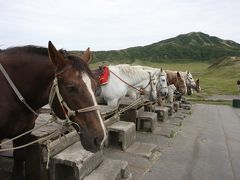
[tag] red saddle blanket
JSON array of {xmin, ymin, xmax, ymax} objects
[{"xmin": 99, "ymin": 66, "xmax": 110, "ymax": 85}]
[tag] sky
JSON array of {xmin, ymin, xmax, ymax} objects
[{"xmin": 0, "ymin": 0, "xmax": 240, "ymax": 51}]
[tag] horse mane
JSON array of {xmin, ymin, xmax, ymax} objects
[
  {"xmin": 60, "ymin": 50, "xmax": 95, "ymax": 79},
  {"xmin": 1, "ymin": 46, "xmax": 94, "ymax": 78},
  {"xmin": 114, "ymin": 64, "xmax": 149, "ymax": 80},
  {"xmin": 1, "ymin": 45, "xmax": 49, "ymax": 56}
]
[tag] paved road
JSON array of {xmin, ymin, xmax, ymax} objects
[{"xmin": 142, "ymin": 104, "xmax": 240, "ymax": 180}]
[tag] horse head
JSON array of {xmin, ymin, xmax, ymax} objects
[
  {"xmin": 147, "ymin": 69, "xmax": 160, "ymax": 101},
  {"xmin": 185, "ymin": 71, "xmax": 196, "ymax": 95},
  {"xmin": 48, "ymin": 41, "xmax": 106, "ymax": 152},
  {"xmin": 157, "ymin": 68, "xmax": 168, "ymax": 97},
  {"xmin": 176, "ymin": 72, "xmax": 187, "ymax": 94}
]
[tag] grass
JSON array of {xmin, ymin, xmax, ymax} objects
[{"xmin": 187, "ymin": 97, "xmax": 232, "ymax": 106}]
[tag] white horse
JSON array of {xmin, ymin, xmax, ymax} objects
[
  {"xmin": 131, "ymin": 65, "xmax": 169, "ymax": 97},
  {"xmin": 100, "ymin": 64, "xmax": 160, "ymax": 107},
  {"xmin": 180, "ymin": 71, "xmax": 197, "ymax": 95}
]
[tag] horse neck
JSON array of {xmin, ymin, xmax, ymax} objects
[
  {"xmin": 167, "ymin": 73, "xmax": 180, "ymax": 89},
  {"xmin": 117, "ymin": 67, "xmax": 150, "ymax": 88},
  {"xmin": 2, "ymin": 55, "xmax": 55, "ymax": 110},
  {"xmin": 167, "ymin": 72, "xmax": 176, "ymax": 85},
  {"xmin": 181, "ymin": 72, "xmax": 189, "ymax": 85}
]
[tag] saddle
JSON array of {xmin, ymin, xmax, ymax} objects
[{"xmin": 92, "ymin": 66, "xmax": 110, "ymax": 86}]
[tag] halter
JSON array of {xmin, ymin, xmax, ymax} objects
[{"xmin": 48, "ymin": 67, "xmax": 100, "ymax": 121}]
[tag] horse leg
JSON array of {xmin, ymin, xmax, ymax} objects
[
  {"xmin": 25, "ymin": 134, "xmax": 43, "ymax": 180},
  {"xmin": 157, "ymin": 96, "xmax": 164, "ymax": 106},
  {"xmin": 12, "ymin": 134, "xmax": 42, "ymax": 180},
  {"xmin": 12, "ymin": 138, "xmax": 27, "ymax": 180},
  {"xmin": 107, "ymin": 99, "xmax": 119, "ymax": 107}
]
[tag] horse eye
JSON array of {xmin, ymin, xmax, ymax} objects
[{"xmin": 66, "ymin": 85, "xmax": 78, "ymax": 93}]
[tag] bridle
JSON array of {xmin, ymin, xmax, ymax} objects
[{"xmin": 48, "ymin": 66, "xmax": 100, "ymax": 122}]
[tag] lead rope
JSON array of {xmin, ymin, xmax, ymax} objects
[{"xmin": 109, "ymin": 69, "xmax": 144, "ymax": 94}]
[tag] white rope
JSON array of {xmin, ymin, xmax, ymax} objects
[
  {"xmin": 46, "ymin": 140, "xmax": 52, "ymax": 169},
  {"xmin": 0, "ymin": 130, "xmax": 59, "ymax": 152},
  {"xmin": 118, "ymin": 97, "xmax": 144, "ymax": 115},
  {"xmin": 0, "ymin": 118, "xmax": 54, "ymax": 147}
]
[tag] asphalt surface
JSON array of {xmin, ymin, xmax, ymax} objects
[{"xmin": 142, "ymin": 104, "xmax": 240, "ymax": 180}]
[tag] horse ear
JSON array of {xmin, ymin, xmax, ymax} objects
[
  {"xmin": 187, "ymin": 71, "xmax": 189, "ymax": 74},
  {"xmin": 160, "ymin": 67, "xmax": 163, "ymax": 72},
  {"xmin": 81, "ymin": 47, "xmax": 92, "ymax": 64},
  {"xmin": 48, "ymin": 41, "xmax": 68, "ymax": 70},
  {"xmin": 196, "ymin": 79, "xmax": 199, "ymax": 83},
  {"xmin": 177, "ymin": 72, "xmax": 181, "ymax": 77}
]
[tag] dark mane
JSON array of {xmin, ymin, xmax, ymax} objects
[
  {"xmin": 0, "ymin": 46, "xmax": 94, "ymax": 78},
  {"xmin": 1, "ymin": 45, "xmax": 49, "ymax": 56},
  {"xmin": 59, "ymin": 50, "xmax": 94, "ymax": 79}
]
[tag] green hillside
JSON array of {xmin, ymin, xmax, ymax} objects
[
  {"xmin": 201, "ymin": 56, "xmax": 240, "ymax": 94},
  {"xmin": 84, "ymin": 32, "xmax": 240, "ymax": 63}
]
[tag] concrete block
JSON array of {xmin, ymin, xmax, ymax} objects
[
  {"xmin": 182, "ymin": 104, "xmax": 192, "ymax": 110},
  {"xmin": 51, "ymin": 141, "xmax": 103, "ymax": 180},
  {"xmin": 84, "ymin": 159, "xmax": 132, "ymax": 180},
  {"xmin": 144, "ymin": 102, "xmax": 158, "ymax": 112},
  {"xmin": 136, "ymin": 112, "xmax": 157, "ymax": 132},
  {"xmin": 120, "ymin": 106, "xmax": 144, "ymax": 123},
  {"xmin": 173, "ymin": 101, "xmax": 180, "ymax": 112},
  {"xmin": 164, "ymin": 103, "xmax": 174, "ymax": 116},
  {"xmin": 104, "ymin": 114, "xmax": 120, "ymax": 128},
  {"xmin": 154, "ymin": 106, "xmax": 169, "ymax": 121},
  {"xmin": 107, "ymin": 121, "xmax": 136, "ymax": 151}
]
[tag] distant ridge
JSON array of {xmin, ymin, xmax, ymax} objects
[{"xmin": 72, "ymin": 32, "xmax": 240, "ymax": 63}]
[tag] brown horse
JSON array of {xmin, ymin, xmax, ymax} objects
[
  {"xmin": 165, "ymin": 70, "xmax": 187, "ymax": 95},
  {"xmin": 0, "ymin": 42, "xmax": 106, "ymax": 179}
]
